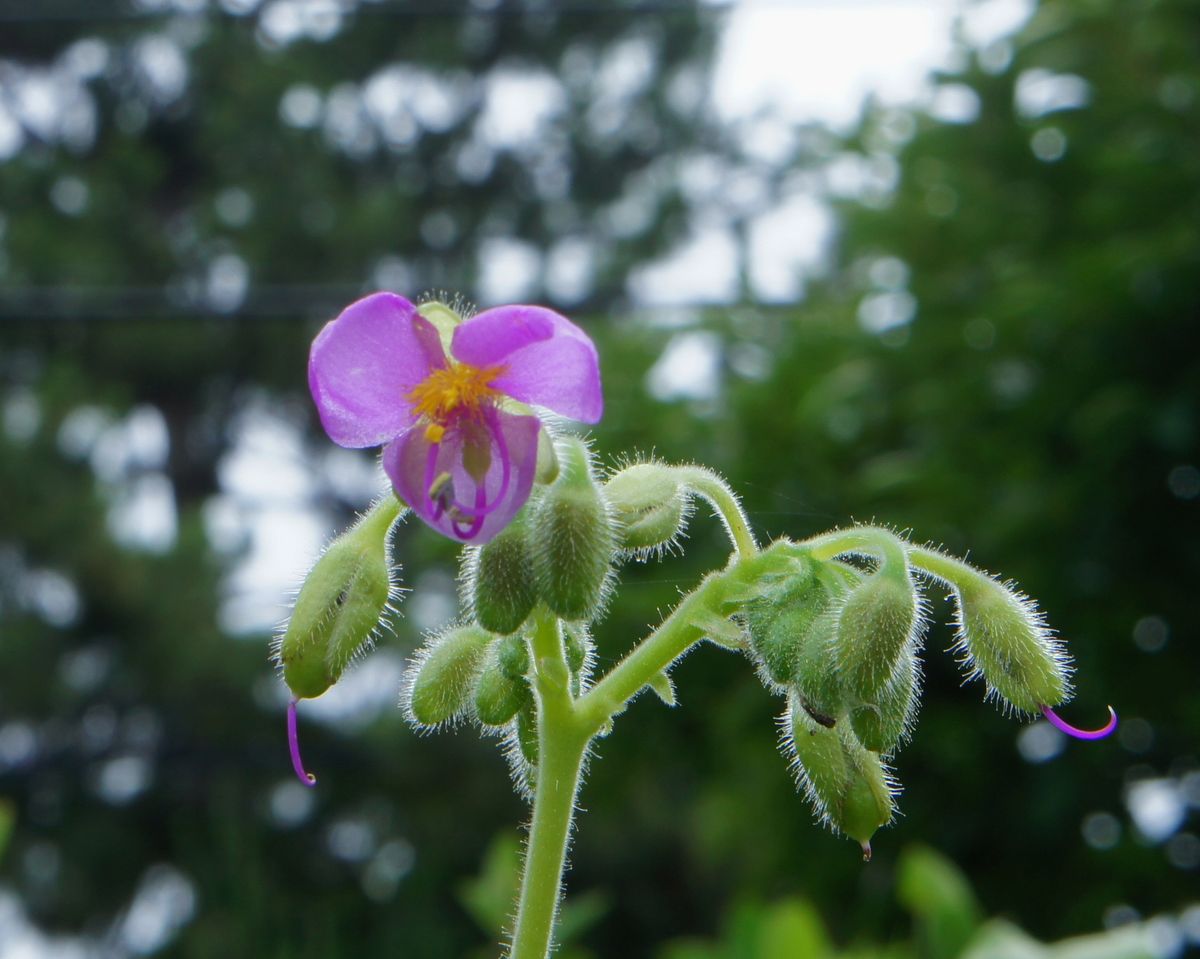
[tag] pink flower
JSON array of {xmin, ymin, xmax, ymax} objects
[{"xmin": 308, "ymin": 292, "xmax": 602, "ymax": 542}]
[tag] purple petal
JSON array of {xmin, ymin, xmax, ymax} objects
[
  {"xmin": 383, "ymin": 410, "xmax": 541, "ymax": 544},
  {"xmin": 1041, "ymin": 704, "xmax": 1118, "ymax": 741},
  {"xmin": 308, "ymin": 292, "xmax": 447, "ymax": 448},
  {"xmin": 288, "ymin": 700, "xmax": 317, "ymax": 787},
  {"xmin": 451, "ymin": 305, "xmax": 603, "ymax": 423}
]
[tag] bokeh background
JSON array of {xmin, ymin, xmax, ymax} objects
[{"xmin": 1, "ymin": 0, "xmax": 1198, "ymax": 956}]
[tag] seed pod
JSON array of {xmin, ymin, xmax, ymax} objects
[
  {"xmin": 407, "ymin": 624, "xmax": 493, "ymax": 726},
  {"xmin": 471, "ymin": 507, "xmax": 538, "ymax": 635},
  {"xmin": 474, "ymin": 634, "xmax": 532, "ymax": 726},
  {"xmin": 604, "ymin": 462, "xmax": 689, "ymax": 555},
  {"xmin": 850, "ymin": 647, "xmax": 919, "ymax": 754},
  {"xmin": 277, "ymin": 497, "xmax": 400, "ymax": 700},
  {"xmin": 789, "ymin": 702, "xmax": 895, "ymax": 857},
  {"xmin": 835, "ymin": 569, "xmax": 917, "ymax": 699},
  {"xmin": 956, "ymin": 579, "xmax": 1069, "ymax": 714},
  {"xmin": 531, "ymin": 438, "xmax": 615, "ymax": 620}
]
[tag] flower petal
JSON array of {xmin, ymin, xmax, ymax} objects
[
  {"xmin": 451, "ymin": 305, "xmax": 603, "ymax": 423},
  {"xmin": 309, "ymin": 292, "xmax": 447, "ymax": 448},
  {"xmin": 383, "ymin": 410, "xmax": 541, "ymax": 544}
]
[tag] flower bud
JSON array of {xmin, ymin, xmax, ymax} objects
[
  {"xmin": 745, "ymin": 554, "xmax": 858, "ymax": 721},
  {"xmin": 531, "ymin": 438, "xmax": 615, "ymax": 621},
  {"xmin": 276, "ymin": 497, "xmax": 400, "ymax": 700},
  {"xmin": 474, "ymin": 634, "xmax": 532, "ymax": 726},
  {"xmin": 604, "ymin": 462, "xmax": 689, "ymax": 555},
  {"xmin": 515, "ymin": 703, "xmax": 539, "ymax": 791},
  {"xmin": 407, "ymin": 624, "xmax": 494, "ymax": 727},
  {"xmin": 789, "ymin": 701, "xmax": 895, "ymax": 858},
  {"xmin": 849, "ymin": 647, "xmax": 919, "ymax": 754},
  {"xmin": 469, "ymin": 507, "xmax": 538, "ymax": 635},
  {"xmin": 743, "ymin": 552, "xmax": 825, "ymax": 686},
  {"xmin": 955, "ymin": 579, "xmax": 1069, "ymax": 714},
  {"xmin": 834, "ymin": 568, "xmax": 917, "ymax": 699}
]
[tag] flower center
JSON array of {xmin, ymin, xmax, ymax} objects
[{"xmin": 408, "ymin": 362, "xmax": 505, "ymax": 443}]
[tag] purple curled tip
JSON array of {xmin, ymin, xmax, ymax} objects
[
  {"xmin": 1041, "ymin": 704, "xmax": 1118, "ymax": 741},
  {"xmin": 287, "ymin": 700, "xmax": 317, "ymax": 787}
]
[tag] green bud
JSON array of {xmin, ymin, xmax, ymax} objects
[
  {"xmin": 744, "ymin": 554, "xmax": 860, "ymax": 722},
  {"xmin": 535, "ymin": 429, "xmax": 559, "ymax": 485},
  {"xmin": 850, "ymin": 647, "xmax": 918, "ymax": 754},
  {"xmin": 515, "ymin": 703, "xmax": 539, "ymax": 792},
  {"xmin": 474, "ymin": 634, "xmax": 532, "ymax": 726},
  {"xmin": 470, "ymin": 507, "xmax": 538, "ymax": 635},
  {"xmin": 276, "ymin": 497, "xmax": 401, "ymax": 700},
  {"xmin": 562, "ymin": 622, "xmax": 592, "ymax": 697},
  {"xmin": 531, "ymin": 438, "xmax": 615, "ymax": 620},
  {"xmin": 604, "ymin": 462, "xmax": 689, "ymax": 555},
  {"xmin": 956, "ymin": 579, "xmax": 1069, "ymax": 714},
  {"xmin": 790, "ymin": 702, "xmax": 895, "ymax": 858},
  {"xmin": 835, "ymin": 569, "xmax": 917, "ymax": 699},
  {"xmin": 744, "ymin": 552, "xmax": 825, "ymax": 686},
  {"xmin": 407, "ymin": 624, "xmax": 494, "ymax": 726},
  {"xmin": 791, "ymin": 608, "xmax": 846, "ymax": 724}
]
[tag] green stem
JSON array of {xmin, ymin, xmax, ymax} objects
[
  {"xmin": 673, "ymin": 466, "xmax": 757, "ymax": 557},
  {"xmin": 799, "ymin": 525, "xmax": 907, "ymax": 570},
  {"xmin": 906, "ymin": 545, "xmax": 988, "ymax": 592},
  {"xmin": 510, "ymin": 610, "xmax": 589, "ymax": 959},
  {"xmin": 357, "ymin": 492, "xmax": 406, "ymax": 540},
  {"xmin": 576, "ymin": 566, "xmax": 737, "ymax": 732}
]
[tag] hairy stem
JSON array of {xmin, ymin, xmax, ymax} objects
[
  {"xmin": 799, "ymin": 525, "xmax": 907, "ymax": 571},
  {"xmin": 510, "ymin": 609, "xmax": 589, "ymax": 959},
  {"xmin": 576, "ymin": 563, "xmax": 739, "ymax": 732},
  {"xmin": 673, "ymin": 466, "xmax": 757, "ymax": 557}
]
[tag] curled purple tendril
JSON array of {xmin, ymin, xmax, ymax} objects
[
  {"xmin": 420, "ymin": 411, "xmax": 513, "ymax": 539},
  {"xmin": 1041, "ymin": 704, "xmax": 1118, "ymax": 740},
  {"xmin": 288, "ymin": 700, "xmax": 317, "ymax": 787}
]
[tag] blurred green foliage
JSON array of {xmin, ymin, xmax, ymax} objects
[{"xmin": 0, "ymin": 0, "xmax": 1197, "ymax": 956}]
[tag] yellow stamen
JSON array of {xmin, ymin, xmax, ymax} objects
[{"xmin": 408, "ymin": 363, "xmax": 505, "ymax": 438}]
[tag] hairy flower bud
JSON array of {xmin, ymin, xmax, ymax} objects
[
  {"xmin": 474, "ymin": 634, "xmax": 532, "ymax": 726},
  {"xmin": 835, "ymin": 567, "xmax": 918, "ymax": 699},
  {"xmin": 469, "ymin": 507, "xmax": 539, "ymax": 635},
  {"xmin": 789, "ymin": 700, "xmax": 895, "ymax": 858},
  {"xmin": 531, "ymin": 438, "xmax": 615, "ymax": 620},
  {"xmin": 955, "ymin": 578, "xmax": 1069, "ymax": 714},
  {"xmin": 604, "ymin": 462, "xmax": 689, "ymax": 555},
  {"xmin": 744, "ymin": 553, "xmax": 859, "ymax": 720},
  {"xmin": 407, "ymin": 624, "xmax": 494, "ymax": 727},
  {"xmin": 849, "ymin": 647, "xmax": 919, "ymax": 754},
  {"xmin": 276, "ymin": 497, "xmax": 401, "ymax": 700}
]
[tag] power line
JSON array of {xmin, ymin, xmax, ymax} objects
[{"xmin": 0, "ymin": 0, "xmax": 735, "ymax": 25}]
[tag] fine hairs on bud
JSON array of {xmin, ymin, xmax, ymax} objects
[
  {"xmin": 604, "ymin": 459, "xmax": 693, "ymax": 560},
  {"xmin": 465, "ymin": 502, "xmax": 539, "ymax": 635},
  {"xmin": 849, "ymin": 645, "xmax": 922, "ymax": 755},
  {"xmin": 954, "ymin": 577, "xmax": 1071, "ymax": 714},
  {"xmin": 530, "ymin": 436, "xmax": 616, "ymax": 621},
  {"xmin": 474, "ymin": 633, "xmax": 532, "ymax": 726},
  {"xmin": 784, "ymin": 694, "xmax": 896, "ymax": 858},
  {"xmin": 404, "ymin": 623, "xmax": 495, "ymax": 728},
  {"xmin": 274, "ymin": 496, "xmax": 403, "ymax": 701}
]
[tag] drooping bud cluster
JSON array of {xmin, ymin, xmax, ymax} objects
[
  {"xmin": 740, "ymin": 529, "xmax": 1114, "ymax": 856},
  {"xmin": 740, "ymin": 540, "xmax": 918, "ymax": 855}
]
